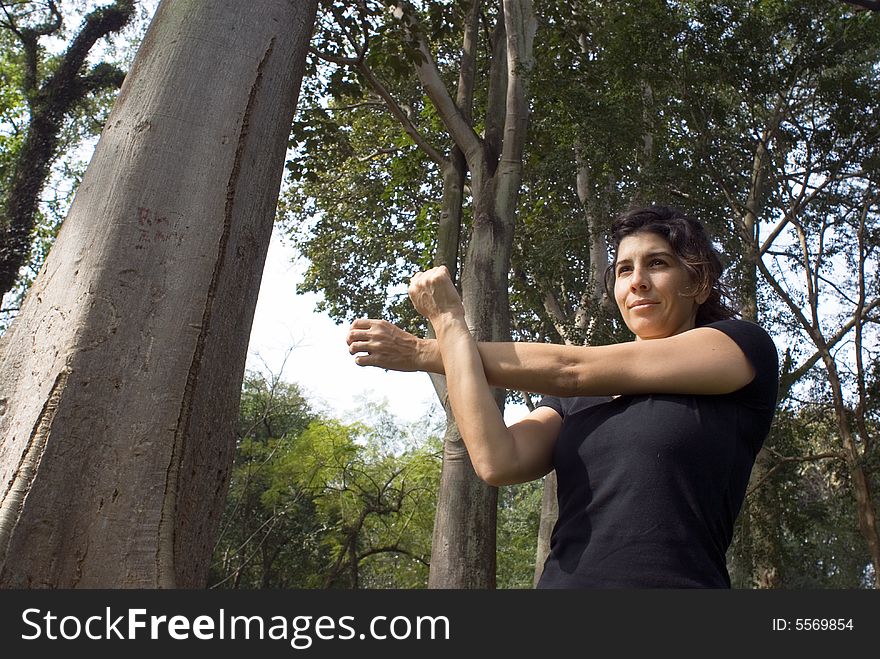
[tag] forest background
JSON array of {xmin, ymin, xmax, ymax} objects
[{"xmin": 1, "ymin": 0, "xmax": 878, "ymax": 589}]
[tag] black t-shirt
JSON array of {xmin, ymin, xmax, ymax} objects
[{"xmin": 535, "ymin": 319, "xmax": 779, "ymax": 588}]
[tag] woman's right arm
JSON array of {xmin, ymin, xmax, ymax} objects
[{"xmin": 398, "ymin": 269, "xmax": 560, "ymax": 486}]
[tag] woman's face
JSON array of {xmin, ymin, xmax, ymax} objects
[{"xmin": 613, "ymin": 231, "xmax": 706, "ymax": 340}]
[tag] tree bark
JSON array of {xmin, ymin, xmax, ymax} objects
[
  {"xmin": 533, "ymin": 470, "xmax": 557, "ymax": 587},
  {"xmin": 0, "ymin": 0, "xmax": 317, "ymax": 587},
  {"xmin": 426, "ymin": 0, "xmax": 536, "ymax": 588}
]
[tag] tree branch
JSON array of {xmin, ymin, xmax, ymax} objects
[
  {"xmin": 358, "ymin": 544, "xmax": 429, "ymax": 566},
  {"xmin": 0, "ymin": 0, "xmax": 136, "ymax": 299},
  {"xmin": 389, "ymin": 1, "xmax": 483, "ymax": 168},
  {"xmin": 499, "ymin": 0, "xmax": 535, "ymax": 168},
  {"xmin": 747, "ymin": 451, "xmax": 844, "ymax": 497},
  {"xmin": 483, "ymin": 10, "xmax": 506, "ymax": 168},
  {"xmin": 355, "ymin": 61, "xmax": 445, "ymax": 166},
  {"xmin": 456, "ymin": 0, "xmax": 480, "ymax": 125}
]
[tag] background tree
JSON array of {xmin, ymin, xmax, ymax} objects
[
  {"xmin": 209, "ymin": 372, "xmax": 442, "ymax": 589},
  {"xmin": 292, "ymin": 0, "xmax": 536, "ymax": 588},
  {"xmin": 0, "ymin": 0, "xmax": 138, "ymax": 304},
  {"xmin": 672, "ymin": 0, "xmax": 880, "ymax": 586},
  {"xmin": 0, "ymin": 0, "xmax": 318, "ymax": 587},
  {"xmin": 286, "ymin": 0, "xmax": 880, "ymax": 588}
]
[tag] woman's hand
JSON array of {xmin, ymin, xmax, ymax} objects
[
  {"xmin": 347, "ymin": 318, "xmax": 437, "ymax": 372},
  {"xmin": 408, "ymin": 266, "xmax": 465, "ymax": 323}
]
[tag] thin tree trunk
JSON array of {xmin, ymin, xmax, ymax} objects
[
  {"xmin": 533, "ymin": 470, "xmax": 557, "ymax": 587},
  {"xmin": 534, "ymin": 135, "xmax": 612, "ymax": 586},
  {"xmin": 730, "ymin": 114, "xmax": 786, "ymax": 588},
  {"xmin": 428, "ymin": 0, "xmax": 535, "ymax": 588},
  {"xmin": 823, "ymin": 361, "xmax": 880, "ymax": 587},
  {"xmin": 0, "ymin": 0, "xmax": 317, "ymax": 587}
]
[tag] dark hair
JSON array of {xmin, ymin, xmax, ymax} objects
[{"xmin": 603, "ymin": 205, "xmax": 737, "ymax": 325}]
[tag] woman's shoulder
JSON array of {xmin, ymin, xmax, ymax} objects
[
  {"xmin": 699, "ymin": 318, "xmax": 779, "ymax": 405},
  {"xmin": 700, "ymin": 318, "xmax": 776, "ymax": 359}
]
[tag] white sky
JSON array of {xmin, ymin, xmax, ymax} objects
[
  {"xmin": 244, "ymin": 229, "xmax": 438, "ymax": 423},
  {"xmin": 245, "ymin": 229, "xmax": 531, "ymax": 426}
]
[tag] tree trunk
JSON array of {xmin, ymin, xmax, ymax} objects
[
  {"xmin": 533, "ymin": 470, "xmax": 557, "ymax": 587},
  {"xmin": 533, "ymin": 138, "xmax": 612, "ymax": 585},
  {"xmin": 0, "ymin": 0, "xmax": 317, "ymax": 587},
  {"xmin": 722, "ymin": 114, "xmax": 786, "ymax": 588},
  {"xmin": 823, "ymin": 359, "xmax": 880, "ymax": 586},
  {"xmin": 427, "ymin": 0, "xmax": 535, "ymax": 588}
]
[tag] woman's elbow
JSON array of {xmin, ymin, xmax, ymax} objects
[
  {"xmin": 469, "ymin": 449, "xmax": 519, "ymax": 487},
  {"xmin": 475, "ymin": 464, "xmax": 508, "ymax": 487},
  {"xmin": 472, "ymin": 456, "xmax": 538, "ymax": 487}
]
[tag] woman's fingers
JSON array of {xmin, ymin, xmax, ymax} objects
[
  {"xmin": 346, "ymin": 319, "xmax": 387, "ymax": 359},
  {"xmin": 346, "ymin": 318, "xmax": 420, "ymax": 371},
  {"xmin": 348, "ymin": 340, "xmax": 371, "ymax": 355},
  {"xmin": 347, "ymin": 318, "xmax": 379, "ymax": 346},
  {"xmin": 346, "ymin": 330, "xmax": 370, "ymax": 345}
]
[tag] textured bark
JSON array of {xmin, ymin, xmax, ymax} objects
[
  {"xmin": 426, "ymin": 0, "xmax": 535, "ymax": 588},
  {"xmin": 0, "ymin": 0, "xmax": 317, "ymax": 587},
  {"xmin": 532, "ymin": 470, "xmax": 557, "ymax": 587}
]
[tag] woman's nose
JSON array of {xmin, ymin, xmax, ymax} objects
[{"xmin": 630, "ymin": 266, "xmax": 649, "ymax": 290}]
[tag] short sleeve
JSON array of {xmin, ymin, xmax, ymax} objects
[
  {"xmin": 536, "ymin": 395, "xmax": 564, "ymax": 417},
  {"xmin": 704, "ymin": 319, "xmax": 779, "ymax": 411}
]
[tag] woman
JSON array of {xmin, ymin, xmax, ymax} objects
[{"xmin": 346, "ymin": 205, "xmax": 779, "ymax": 588}]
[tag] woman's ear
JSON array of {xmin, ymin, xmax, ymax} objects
[{"xmin": 695, "ymin": 287, "xmax": 710, "ymax": 306}]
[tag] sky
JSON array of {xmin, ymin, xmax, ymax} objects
[
  {"xmin": 244, "ymin": 229, "xmax": 439, "ymax": 424},
  {"xmin": 245, "ymin": 229, "xmax": 531, "ymax": 427}
]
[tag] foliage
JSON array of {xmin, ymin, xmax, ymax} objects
[
  {"xmin": 496, "ymin": 479, "xmax": 543, "ymax": 588},
  {"xmin": 209, "ymin": 372, "xmax": 442, "ymax": 589}
]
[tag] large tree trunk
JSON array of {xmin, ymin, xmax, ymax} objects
[{"xmin": 0, "ymin": 0, "xmax": 317, "ymax": 587}]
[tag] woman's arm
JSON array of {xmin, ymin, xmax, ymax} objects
[
  {"xmin": 348, "ymin": 319, "xmax": 755, "ymax": 398},
  {"xmin": 400, "ymin": 267, "xmax": 559, "ymax": 486}
]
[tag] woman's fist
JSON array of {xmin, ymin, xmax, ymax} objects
[{"xmin": 407, "ymin": 266, "xmax": 464, "ymax": 321}]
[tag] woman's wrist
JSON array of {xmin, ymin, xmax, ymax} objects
[
  {"xmin": 428, "ymin": 310, "xmax": 467, "ymax": 336},
  {"xmin": 415, "ymin": 337, "xmax": 443, "ymax": 374}
]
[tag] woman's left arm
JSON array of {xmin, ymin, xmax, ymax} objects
[{"xmin": 350, "ymin": 321, "xmax": 755, "ymax": 398}]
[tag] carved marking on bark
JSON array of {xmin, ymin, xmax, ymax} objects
[
  {"xmin": 134, "ymin": 206, "xmax": 183, "ymax": 250},
  {"xmin": 0, "ymin": 368, "xmax": 71, "ymax": 569},
  {"xmin": 155, "ymin": 38, "xmax": 276, "ymax": 588}
]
